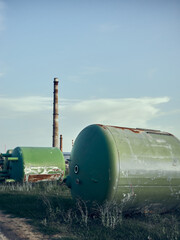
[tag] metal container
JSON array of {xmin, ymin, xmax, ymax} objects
[
  {"xmin": 67, "ymin": 124, "xmax": 180, "ymax": 211},
  {"xmin": 8, "ymin": 147, "xmax": 65, "ymax": 182},
  {"xmin": 0, "ymin": 150, "xmax": 13, "ymax": 181}
]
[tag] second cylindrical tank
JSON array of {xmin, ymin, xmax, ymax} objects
[{"xmin": 8, "ymin": 147, "xmax": 65, "ymax": 182}]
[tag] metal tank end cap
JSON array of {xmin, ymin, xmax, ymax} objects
[{"xmin": 54, "ymin": 77, "xmax": 59, "ymax": 82}]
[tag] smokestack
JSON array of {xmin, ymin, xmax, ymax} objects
[
  {"xmin": 60, "ymin": 134, "xmax": 63, "ymax": 152},
  {"xmin": 52, "ymin": 77, "xmax": 59, "ymax": 148}
]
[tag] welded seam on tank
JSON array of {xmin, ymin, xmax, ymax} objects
[{"xmin": 104, "ymin": 125, "xmax": 120, "ymax": 201}]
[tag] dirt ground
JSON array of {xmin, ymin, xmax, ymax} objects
[{"xmin": 0, "ymin": 210, "xmax": 59, "ymax": 240}]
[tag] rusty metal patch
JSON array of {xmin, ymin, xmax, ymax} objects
[
  {"xmin": 24, "ymin": 166, "xmax": 64, "ymax": 182},
  {"xmin": 97, "ymin": 124, "xmax": 173, "ymax": 135},
  {"xmin": 24, "ymin": 173, "xmax": 64, "ymax": 182}
]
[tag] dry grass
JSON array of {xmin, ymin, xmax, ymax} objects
[{"xmin": 0, "ymin": 182, "xmax": 179, "ymax": 240}]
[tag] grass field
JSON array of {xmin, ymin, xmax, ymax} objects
[{"xmin": 0, "ymin": 182, "xmax": 179, "ymax": 240}]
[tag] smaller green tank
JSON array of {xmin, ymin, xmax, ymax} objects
[{"xmin": 7, "ymin": 147, "xmax": 65, "ymax": 182}]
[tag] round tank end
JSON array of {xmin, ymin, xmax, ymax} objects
[{"xmin": 68, "ymin": 124, "xmax": 118, "ymax": 204}]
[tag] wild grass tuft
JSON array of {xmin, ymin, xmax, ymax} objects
[{"xmin": 0, "ymin": 182, "xmax": 179, "ymax": 240}]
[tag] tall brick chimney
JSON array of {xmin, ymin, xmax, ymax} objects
[{"xmin": 52, "ymin": 77, "xmax": 59, "ymax": 148}]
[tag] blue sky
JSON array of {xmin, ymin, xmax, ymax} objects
[{"xmin": 0, "ymin": 0, "xmax": 180, "ymax": 151}]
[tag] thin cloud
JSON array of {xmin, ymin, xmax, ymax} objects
[
  {"xmin": 0, "ymin": 96, "xmax": 52, "ymax": 118},
  {"xmin": 59, "ymin": 96, "xmax": 173, "ymax": 150},
  {"xmin": 1, "ymin": 95, "xmax": 177, "ymax": 151},
  {"xmin": 0, "ymin": 95, "xmax": 169, "ymax": 124},
  {"xmin": 62, "ymin": 97, "xmax": 170, "ymax": 128},
  {"xmin": 0, "ymin": 96, "xmax": 81, "ymax": 118}
]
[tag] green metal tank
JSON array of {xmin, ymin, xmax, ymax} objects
[
  {"xmin": 8, "ymin": 147, "xmax": 65, "ymax": 182},
  {"xmin": 66, "ymin": 124, "xmax": 180, "ymax": 211}
]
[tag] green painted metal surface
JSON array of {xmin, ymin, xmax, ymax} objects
[
  {"xmin": 67, "ymin": 124, "xmax": 180, "ymax": 211},
  {"xmin": 8, "ymin": 147, "xmax": 65, "ymax": 182}
]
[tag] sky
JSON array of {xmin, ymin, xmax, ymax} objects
[{"xmin": 0, "ymin": 0, "xmax": 180, "ymax": 152}]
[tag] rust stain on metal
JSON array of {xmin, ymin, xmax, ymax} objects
[
  {"xmin": 97, "ymin": 124, "xmax": 173, "ymax": 135},
  {"xmin": 117, "ymin": 127, "xmax": 140, "ymax": 133},
  {"xmin": 24, "ymin": 173, "xmax": 64, "ymax": 182},
  {"xmin": 98, "ymin": 124, "xmax": 140, "ymax": 133},
  {"xmin": 97, "ymin": 124, "xmax": 107, "ymax": 130}
]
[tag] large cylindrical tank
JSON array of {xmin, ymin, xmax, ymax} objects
[
  {"xmin": 9, "ymin": 147, "xmax": 65, "ymax": 182},
  {"xmin": 67, "ymin": 124, "xmax": 180, "ymax": 211}
]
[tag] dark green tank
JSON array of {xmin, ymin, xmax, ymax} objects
[{"xmin": 66, "ymin": 124, "xmax": 180, "ymax": 211}]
